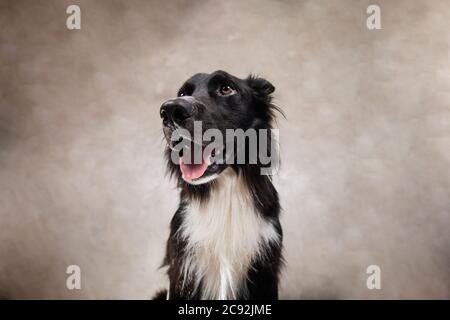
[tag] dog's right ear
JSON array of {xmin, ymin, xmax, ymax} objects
[{"xmin": 246, "ymin": 75, "xmax": 275, "ymax": 101}]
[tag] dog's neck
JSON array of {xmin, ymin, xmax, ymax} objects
[{"xmin": 178, "ymin": 168, "xmax": 280, "ymax": 299}]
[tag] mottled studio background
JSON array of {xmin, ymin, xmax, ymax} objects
[{"xmin": 0, "ymin": 0, "xmax": 449, "ymax": 299}]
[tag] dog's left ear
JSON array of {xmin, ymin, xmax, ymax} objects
[{"xmin": 246, "ymin": 75, "xmax": 275, "ymax": 100}]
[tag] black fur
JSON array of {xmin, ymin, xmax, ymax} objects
[{"xmin": 157, "ymin": 70, "xmax": 283, "ymax": 300}]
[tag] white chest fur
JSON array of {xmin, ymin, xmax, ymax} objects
[{"xmin": 178, "ymin": 168, "xmax": 280, "ymax": 299}]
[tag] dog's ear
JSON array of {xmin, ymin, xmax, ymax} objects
[{"xmin": 246, "ymin": 75, "xmax": 275, "ymax": 100}]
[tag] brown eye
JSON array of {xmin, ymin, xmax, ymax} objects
[
  {"xmin": 219, "ymin": 85, "xmax": 235, "ymax": 96},
  {"xmin": 178, "ymin": 91, "xmax": 185, "ymax": 97}
]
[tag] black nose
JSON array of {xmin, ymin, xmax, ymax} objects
[{"xmin": 160, "ymin": 99, "xmax": 194, "ymax": 125}]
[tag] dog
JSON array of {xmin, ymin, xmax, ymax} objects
[{"xmin": 155, "ymin": 70, "xmax": 283, "ymax": 300}]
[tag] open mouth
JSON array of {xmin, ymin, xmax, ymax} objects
[{"xmin": 175, "ymin": 140, "xmax": 223, "ymax": 182}]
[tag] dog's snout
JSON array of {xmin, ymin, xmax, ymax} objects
[{"xmin": 160, "ymin": 99, "xmax": 194, "ymax": 125}]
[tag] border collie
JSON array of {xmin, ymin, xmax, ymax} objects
[{"xmin": 155, "ymin": 70, "xmax": 283, "ymax": 300}]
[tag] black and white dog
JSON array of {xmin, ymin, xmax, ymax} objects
[{"xmin": 156, "ymin": 70, "xmax": 283, "ymax": 300}]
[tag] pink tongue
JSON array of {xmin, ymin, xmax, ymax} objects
[{"xmin": 179, "ymin": 156, "xmax": 209, "ymax": 181}]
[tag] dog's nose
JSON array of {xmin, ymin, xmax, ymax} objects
[{"xmin": 160, "ymin": 99, "xmax": 194, "ymax": 125}]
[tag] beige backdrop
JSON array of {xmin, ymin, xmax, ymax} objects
[{"xmin": 0, "ymin": 0, "xmax": 449, "ymax": 299}]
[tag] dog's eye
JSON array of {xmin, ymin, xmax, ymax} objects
[
  {"xmin": 218, "ymin": 85, "xmax": 235, "ymax": 96},
  {"xmin": 178, "ymin": 91, "xmax": 186, "ymax": 97}
]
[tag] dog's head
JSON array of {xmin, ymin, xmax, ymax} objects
[{"xmin": 160, "ymin": 70, "xmax": 279, "ymax": 185}]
